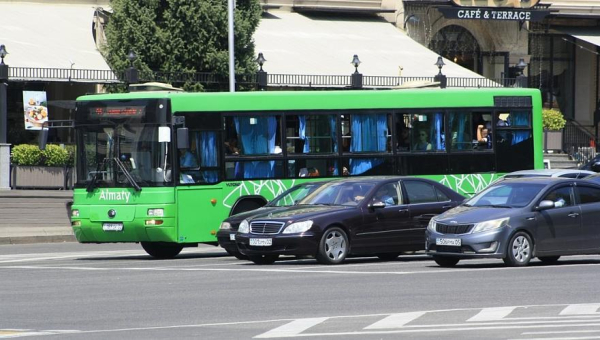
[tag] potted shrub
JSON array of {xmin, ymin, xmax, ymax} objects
[
  {"xmin": 11, "ymin": 144, "xmax": 74, "ymax": 189},
  {"xmin": 542, "ymin": 108, "xmax": 566, "ymax": 152}
]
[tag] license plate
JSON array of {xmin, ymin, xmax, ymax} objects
[
  {"xmin": 249, "ymin": 238, "xmax": 272, "ymax": 246},
  {"xmin": 229, "ymin": 234, "xmax": 236, "ymax": 241},
  {"xmin": 102, "ymin": 223, "xmax": 123, "ymax": 232},
  {"xmin": 436, "ymin": 238, "xmax": 461, "ymax": 246}
]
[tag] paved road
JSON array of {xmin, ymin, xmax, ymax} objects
[{"xmin": 1, "ymin": 243, "xmax": 600, "ymax": 339}]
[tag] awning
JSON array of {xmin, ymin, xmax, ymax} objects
[
  {"xmin": 0, "ymin": 2, "xmax": 112, "ymax": 77},
  {"xmin": 254, "ymin": 11, "xmax": 484, "ymax": 82},
  {"xmin": 559, "ymin": 27, "xmax": 600, "ymax": 47}
]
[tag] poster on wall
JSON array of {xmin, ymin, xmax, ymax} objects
[{"xmin": 22, "ymin": 91, "xmax": 48, "ymax": 130}]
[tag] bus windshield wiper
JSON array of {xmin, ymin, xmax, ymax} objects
[
  {"xmin": 113, "ymin": 157, "xmax": 142, "ymax": 192},
  {"xmin": 86, "ymin": 158, "xmax": 107, "ymax": 193}
]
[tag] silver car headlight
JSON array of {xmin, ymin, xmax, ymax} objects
[
  {"xmin": 238, "ymin": 219, "xmax": 249, "ymax": 234},
  {"xmin": 282, "ymin": 220, "xmax": 313, "ymax": 234},
  {"xmin": 471, "ymin": 217, "xmax": 509, "ymax": 233},
  {"xmin": 427, "ymin": 218, "xmax": 437, "ymax": 232},
  {"xmin": 220, "ymin": 221, "xmax": 231, "ymax": 230}
]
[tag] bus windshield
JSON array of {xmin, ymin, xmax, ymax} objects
[{"xmin": 76, "ymin": 123, "xmax": 173, "ymax": 188}]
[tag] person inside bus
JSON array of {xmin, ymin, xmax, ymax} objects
[
  {"xmin": 413, "ymin": 129, "xmax": 432, "ymax": 151},
  {"xmin": 476, "ymin": 125, "xmax": 492, "ymax": 149},
  {"xmin": 308, "ymin": 168, "xmax": 320, "ymax": 177},
  {"xmin": 225, "ymin": 138, "xmax": 240, "ymax": 155},
  {"xmin": 397, "ymin": 126, "xmax": 410, "ymax": 151}
]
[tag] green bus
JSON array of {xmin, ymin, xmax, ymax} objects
[{"xmin": 68, "ymin": 87, "xmax": 543, "ymax": 258}]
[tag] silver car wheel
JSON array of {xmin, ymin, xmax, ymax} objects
[
  {"xmin": 511, "ymin": 235, "xmax": 531, "ymax": 263},
  {"xmin": 324, "ymin": 230, "xmax": 346, "ymax": 261}
]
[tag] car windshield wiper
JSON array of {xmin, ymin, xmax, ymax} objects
[
  {"xmin": 113, "ymin": 157, "xmax": 141, "ymax": 192},
  {"xmin": 462, "ymin": 203, "xmax": 472, "ymax": 207},
  {"xmin": 86, "ymin": 158, "xmax": 108, "ymax": 193}
]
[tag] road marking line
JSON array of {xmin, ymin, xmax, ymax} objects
[
  {"xmin": 468, "ymin": 307, "xmax": 518, "ymax": 322},
  {"xmin": 254, "ymin": 318, "xmax": 328, "ymax": 338},
  {"xmin": 523, "ymin": 330, "xmax": 600, "ymax": 335},
  {"xmin": 364, "ymin": 312, "xmax": 426, "ymax": 329},
  {"xmin": 561, "ymin": 304, "xmax": 600, "ymax": 315},
  {"xmin": 509, "ymin": 336, "xmax": 600, "ymax": 340}
]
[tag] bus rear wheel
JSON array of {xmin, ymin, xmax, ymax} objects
[{"xmin": 141, "ymin": 242, "xmax": 183, "ymax": 259}]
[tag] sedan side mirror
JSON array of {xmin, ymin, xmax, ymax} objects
[
  {"xmin": 536, "ymin": 200, "xmax": 555, "ymax": 211},
  {"xmin": 592, "ymin": 162, "xmax": 600, "ymax": 173},
  {"xmin": 369, "ymin": 201, "xmax": 386, "ymax": 209}
]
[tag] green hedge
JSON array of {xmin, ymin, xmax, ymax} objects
[
  {"xmin": 542, "ymin": 108, "xmax": 566, "ymax": 131},
  {"xmin": 11, "ymin": 144, "xmax": 74, "ymax": 167}
]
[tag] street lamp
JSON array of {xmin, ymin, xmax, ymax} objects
[
  {"xmin": 125, "ymin": 50, "xmax": 138, "ymax": 85},
  {"xmin": 434, "ymin": 56, "xmax": 447, "ymax": 89},
  {"xmin": 255, "ymin": 52, "xmax": 267, "ymax": 90},
  {"xmin": 515, "ymin": 58, "xmax": 527, "ymax": 88},
  {"xmin": 351, "ymin": 54, "xmax": 362, "ymax": 89},
  {"xmin": 0, "ymin": 44, "xmax": 9, "ymax": 189}
]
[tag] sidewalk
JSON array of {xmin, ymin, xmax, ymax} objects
[{"xmin": 0, "ymin": 189, "xmax": 75, "ymax": 245}]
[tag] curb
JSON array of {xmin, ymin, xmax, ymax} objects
[{"xmin": 0, "ymin": 235, "xmax": 76, "ymax": 245}]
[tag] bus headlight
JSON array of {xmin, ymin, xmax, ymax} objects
[
  {"xmin": 239, "ymin": 220, "xmax": 250, "ymax": 234},
  {"xmin": 220, "ymin": 222, "xmax": 231, "ymax": 230},
  {"xmin": 147, "ymin": 208, "xmax": 164, "ymax": 217},
  {"xmin": 282, "ymin": 220, "xmax": 313, "ymax": 234},
  {"xmin": 72, "ymin": 209, "xmax": 80, "ymax": 217}
]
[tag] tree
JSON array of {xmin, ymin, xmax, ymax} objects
[{"xmin": 104, "ymin": 0, "xmax": 262, "ymax": 91}]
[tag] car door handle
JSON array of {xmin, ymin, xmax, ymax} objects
[
  {"xmin": 398, "ymin": 209, "xmax": 408, "ymax": 213},
  {"xmin": 568, "ymin": 212, "xmax": 580, "ymax": 218},
  {"xmin": 525, "ymin": 217, "xmax": 535, "ymax": 221}
]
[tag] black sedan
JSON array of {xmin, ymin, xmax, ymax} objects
[
  {"xmin": 426, "ymin": 177, "xmax": 600, "ymax": 267},
  {"xmin": 235, "ymin": 177, "xmax": 465, "ymax": 265},
  {"xmin": 217, "ymin": 181, "xmax": 329, "ymax": 259}
]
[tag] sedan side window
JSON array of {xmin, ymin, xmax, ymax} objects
[
  {"xmin": 576, "ymin": 186, "xmax": 600, "ymax": 204},
  {"xmin": 404, "ymin": 181, "xmax": 437, "ymax": 204},
  {"xmin": 541, "ymin": 187, "xmax": 573, "ymax": 208},
  {"xmin": 373, "ymin": 183, "xmax": 400, "ymax": 206}
]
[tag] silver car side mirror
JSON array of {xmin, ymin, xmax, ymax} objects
[{"xmin": 536, "ymin": 200, "xmax": 555, "ymax": 211}]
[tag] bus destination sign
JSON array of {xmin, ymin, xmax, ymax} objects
[{"xmin": 89, "ymin": 106, "xmax": 145, "ymax": 118}]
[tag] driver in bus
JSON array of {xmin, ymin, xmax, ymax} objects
[{"xmin": 179, "ymin": 148, "xmax": 200, "ymax": 183}]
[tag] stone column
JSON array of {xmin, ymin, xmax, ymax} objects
[{"xmin": 0, "ymin": 143, "xmax": 10, "ymax": 190}]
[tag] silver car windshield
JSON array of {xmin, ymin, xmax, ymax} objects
[{"xmin": 465, "ymin": 183, "xmax": 546, "ymax": 208}]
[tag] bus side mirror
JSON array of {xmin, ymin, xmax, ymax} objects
[
  {"xmin": 177, "ymin": 127, "xmax": 189, "ymax": 149},
  {"xmin": 38, "ymin": 128, "xmax": 49, "ymax": 150}
]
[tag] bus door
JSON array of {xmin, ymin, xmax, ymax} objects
[{"xmin": 175, "ymin": 114, "xmax": 225, "ymax": 244}]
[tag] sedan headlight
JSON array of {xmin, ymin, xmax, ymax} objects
[
  {"xmin": 471, "ymin": 218, "xmax": 509, "ymax": 233},
  {"xmin": 282, "ymin": 220, "xmax": 313, "ymax": 234},
  {"xmin": 220, "ymin": 222, "xmax": 231, "ymax": 230},
  {"xmin": 427, "ymin": 218, "xmax": 437, "ymax": 232},
  {"xmin": 238, "ymin": 219, "xmax": 249, "ymax": 234}
]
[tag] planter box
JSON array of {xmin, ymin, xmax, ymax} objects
[
  {"xmin": 544, "ymin": 130, "xmax": 563, "ymax": 152},
  {"xmin": 11, "ymin": 165, "xmax": 74, "ymax": 189}
]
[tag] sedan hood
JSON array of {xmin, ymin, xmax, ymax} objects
[
  {"xmin": 435, "ymin": 205, "xmax": 519, "ymax": 224},
  {"xmin": 248, "ymin": 205, "xmax": 350, "ymax": 222}
]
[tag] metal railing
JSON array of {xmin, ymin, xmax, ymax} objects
[{"xmin": 564, "ymin": 119, "xmax": 597, "ymax": 166}]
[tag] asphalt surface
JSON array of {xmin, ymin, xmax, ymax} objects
[
  {"xmin": 0, "ymin": 190, "xmax": 74, "ymax": 244},
  {"xmin": 2, "ymin": 243, "xmax": 600, "ymax": 339}
]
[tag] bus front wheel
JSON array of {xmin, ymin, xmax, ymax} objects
[{"xmin": 141, "ymin": 242, "xmax": 183, "ymax": 259}]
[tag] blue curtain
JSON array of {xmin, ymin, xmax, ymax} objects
[
  {"xmin": 511, "ymin": 111, "xmax": 531, "ymax": 145},
  {"xmin": 449, "ymin": 113, "xmax": 466, "ymax": 150},
  {"xmin": 349, "ymin": 114, "xmax": 387, "ymax": 175},
  {"xmin": 233, "ymin": 116, "xmax": 277, "ymax": 178},
  {"xmin": 299, "ymin": 115, "xmax": 309, "ymax": 153},
  {"xmin": 199, "ymin": 132, "xmax": 218, "ymax": 183},
  {"xmin": 330, "ymin": 116, "xmax": 337, "ymax": 153},
  {"xmin": 429, "ymin": 112, "xmax": 445, "ymax": 151}
]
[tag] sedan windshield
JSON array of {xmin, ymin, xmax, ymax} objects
[
  {"xmin": 267, "ymin": 183, "xmax": 325, "ymax": 207},
  {"xmin": 297, "ymin": 182, "xmax": 375, "ymax": 206},
  {"xmin": 465, "ymin": 182, "xmax": 546, "ymax": 208}
]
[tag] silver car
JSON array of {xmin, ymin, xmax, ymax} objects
[
  {"xmin": 426, "ymin": 177, "xmax": 600, "ymax": 267},
  {"xmin": 502, "ymin": 169, "xmax": 595, "ymax": 179}
]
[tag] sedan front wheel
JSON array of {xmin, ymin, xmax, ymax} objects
[
  {"xmin": 503, "ymin": 232, "xmax": 533, "ymax": 267},
  {"xmin": 316, "ymin": 227, "xmax": 348, "ymax": 265}
]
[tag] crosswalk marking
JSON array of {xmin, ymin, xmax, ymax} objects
[
  {"xmin": 468, "ymin": 307, "xmax": 517, "ymax": 322},
  {"xmin": 254, "ymin": 317, "xmax": 328, "ymax": 338},
  {"xmin": 364, "ymin": 312, "xmax": 426, "ymax": 329},
  {"xmin": 561, "ymin": 304, "xmax": 600, "ymax": 315}
]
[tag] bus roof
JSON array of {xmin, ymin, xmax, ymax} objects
[{"xmin": 77, "ymin": 87, "xmax": 542, "ymax": 113}]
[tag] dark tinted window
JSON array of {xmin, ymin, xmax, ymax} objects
[
  {"xmin": 577, "ymin": 186, "xmax": 600, "ymax": 204},
  {"xmin": 435, "ymin": 187, "xmax": 450, "ymax": 202},
  {"xmin": 558, "ymin": 173, "xmax": 579, "ymax": 179},
  {"xmin": 404, "ymin": 181, "xmax": 438, "ymax": 204}
]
